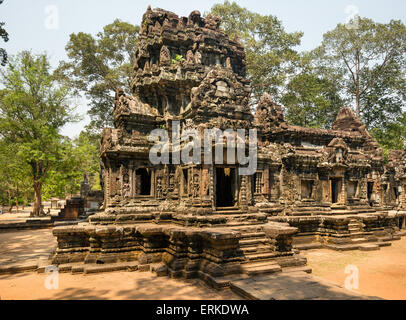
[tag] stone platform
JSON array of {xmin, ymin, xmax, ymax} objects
[
  {"xmin": 0, "ymin": 227, "xmax": 389, "ymax": 300},
  {"xmin": 49, "ymin": 206, "xmax": 406, "ymax": 290},
  {"xmin": 50, "ymin": 221, "xmax": 307, "ymax": 280}
]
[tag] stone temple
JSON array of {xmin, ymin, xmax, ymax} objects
[{"xmin": 52, "ymin": 7, "xmax": 406, "ymax": 283}]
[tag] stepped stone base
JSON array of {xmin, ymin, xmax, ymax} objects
[
  {"xmin": 44, "ymin": 205, "xmax": 406, "ymax": 299},
  {"xmin": 50, "ymin": 219, "xmax": 308, "ymax": 286},
  {"xmin": 267, "ymin": 210, "xmax": 406, "ymax": 252}
]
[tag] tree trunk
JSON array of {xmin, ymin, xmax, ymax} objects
[
  {"xmin": 355, "ymin": 89, "xmax": 361, "ymax": 119},
  {"xmin": 355, "ymin": 50, "xmax": 361, "ymax": 118},
  {"xmin": 7, "ymin": 189, "xmax": 12, "ymax": 213},
  {"xmin": 15, "ymin": 183, "xmax": 19, "ymax": 214},
  {"xmin": 33, "ymin": 181, "xmax": 42, "ymax": 217}
]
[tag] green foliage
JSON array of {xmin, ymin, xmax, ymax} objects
[
  {"xmin": 305, "ymin": 17, "xmax": 406, "ymax": 153},
  {"xmin": 0, "ymin": 139, "xmax": 32, "ymax": 206},
  {"xmin": 42, "ymin": 132, "xmax": 101, "ymax": 199},
  {"xmin": 370, "ymin": 112, "xmax": 406, "ymax": 158},
  {"xmin": 0, "ymin": 0, "xmax": 9, "ymax": 66},
  {"xmin": 0, "ymin": 51, "xmax": 78, "ymax": 214},
  {"xmin": 56, "ymin": 19, "xmax": 140, "ymax": 132},
  {"xmin": 282, "ymin": 72, "xmax": 345, "ymax": 128},
  {"xmin": 210, "ymin": 1, "xmax": 303, "ymax": 103},
  {"xmin": 311, "ymin": 17, "xmax": 406, "ymax": 122},
  {"xmin": 171, "ymin": 54, "xmax": 184, "ymax": 64}
]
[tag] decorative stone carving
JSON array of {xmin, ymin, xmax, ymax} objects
[
  {"xmin": 192, "ymin": 173, "xmax": 200, "ymax": 198},
  {"xmin": 225, "ymin": 57, "xmax": 232, "ymax": 70},
  {"xmin": 153, "ymin": 21, "xmax": 161, "ymax": 33},
  {"xmin": 327, "ymin": 138, "xmax": 349, "ymax": 164},
  {"xmin": 204, "ymin": 14, "xmax": 221, "ymax": 30},
  {"xmin": 194, "ymin": 50, "xmax": 202, "ymax": 65},
  {"xmin": 156, "ymin": 175, "xmax": 163, "ymax": 199},
  {"xmin": 188, "ymin": 10, "xmax": 201, "ymax": 26},
  {"xmin": 160, "ymin": 45, "xmax": 171, "ymax": 66},
  {"xmin": 143, "ymin": 60, "xmax": 150, "ymax": 72},
  {"xmin": 186, "ymin": 50, "xmax": 195, "ymax": 65},
  {"xmin": 122, "ymin": 171, "xmax": 131, "ymax": 199},
  {"xmin": 177, "ymin": 18, "xmax": 184, "ymax": 31},
  {"xmin": 254, "ymin": 92, "xmax": 286, "ymax": 130}
]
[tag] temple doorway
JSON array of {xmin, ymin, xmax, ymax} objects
[
  {"xmin": 216, "ymin": 167, "xmax": 235, "ymax": 207},
  {"xmin": 331, "ymin": 178, "xmax": 341, "ymax": 204},
  {"xmin": 399, "ymin": 217, "xmax": 405, "ymax": 230},
  {"xmin": 136, "ymin": 168, "xmax": 151, "ymax": 195},
  {"xmin": 367, "ymin": 182, "xmax": 374, "ymax": 206}
]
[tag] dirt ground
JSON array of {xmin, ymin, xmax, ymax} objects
[
  {"xmin": 0, "ymin": 211, "xmax": 32, "ymax": 223},
  {"xmin": 0, "ymin": 228, "xmax": 56, "ymax": 265},
  {"xmin": 0, "ymin": 228, "xmax": 240, "ymax": 300},
  {"xmin": 303, "ymin": 237, "xmax": 406, "ymax": 300},
  {"xmin": 0, "ymin": 271, "xmax": 239, "ymax": 300},
  {"xmin": 1, "ymin": 228, "xmax": 406, "ymax": 299}
]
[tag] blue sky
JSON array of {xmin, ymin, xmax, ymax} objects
[{"xmin": 1, "ymin": 0, "xmax": 406, "ymax": 138}]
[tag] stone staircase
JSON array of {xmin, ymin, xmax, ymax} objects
[
  {"xmin": 212, "ymin": 208, "xmax": 267, "ymax": 227},
  {"xmin": 330, "ymin": 205, "xmax": 352, "ymax": 215},
  {"xmin": 230, "ymin": 225, "xmax": 309, "ymax": 276},
  {"xmin": 348, "ymin": 206, "xmax": 378, "ymax": 214},
  {"xmin": 290, "ymin": 205, "xmax": 331, "ymax": 216},
  {"xmin": 345, "ymin": 218, "xmax": 378, "ymax": 249},
  {"xmin": 348, "ymin": 218, "xmax": 365, "ymax": 238}
]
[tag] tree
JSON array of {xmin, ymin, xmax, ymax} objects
[
  {"xmin": 370, "ymin": 112, "xmax": 406, "ymax": 159},
  {"xmin": 210, "ymin": 1, "xmax": 303, "ymax": 103},
  {"xmin": 312, "ymin": 17, "xmax": 406, "ymax": 119},
  {"xmin": 0, "ymin": 0, "xmax": 9, "ymax": 66},
  {"xmin": 359, "ymin": 61, "xmax": 406, "ymax": 130},
  {"xmin": 281, "ymin": 72, "xmax": 345, "ymax": 128},
  {"xmin": 0, "ymin": 139, "xmax": 32, "ymax": 210},
  {"xmin": 56, "ymin": 20, "xmax": 140, "ymax": 132},
  {"xmin": 42, "ymin": 131, "xmax": 101, "ymax": 199},
  {"xmin": 0, "ymin": 51, "xmax": 78, "ymax": 216}
]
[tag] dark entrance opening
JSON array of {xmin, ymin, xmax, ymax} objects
[
  {"xmin": 399, "ymin": 217, "xmax": 405, "ymax": 230},
  {"xmin": 182, "ymin": 169, "xmax": 188, "ymax": 196},
  {"xmin": 394, "ymin": 187, "xmax": 399, "ymax": 200},
  {"xmin": 367, "ymin": 182, "xmax": 374, "ymax": 206},
  {"xmin": 216, "ymin": 167, "xmax": 235, "ymax": 207},
  {"xmin": 331, "ymin": 178, "xmax": 341, "ymax": 204},
  {"xmin": 136, "ymin": 168, "xmax": 151, "ymax": 195}
]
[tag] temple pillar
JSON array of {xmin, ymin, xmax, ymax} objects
[
  {"xmin": 262, "ymin": 168, "xmax": 270, "ymax": 200},
  {"xmin": 151, "ymin": 169, "xmax": 155, "ymax": 198},
  {"xmin": 401, "ymin": 182, "xmax": 406, "ymax": 209},
  {"xmin": 130, "ymin": 163, "xmax": 135, "ymax": 198},
  {"xmin": 241, "ymin": 175, "xmax": 248, "ymax": 210},
  {"xmin": 209, "ymin": 166, "xmax": 215, "ymax": 210},
  {"xmin": 340, "ymin": 177, "xmax": 347, "ymax": 205}
]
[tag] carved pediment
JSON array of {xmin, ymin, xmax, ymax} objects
[
  {"xmin": 114, "ymin": 88, "xmax": 159, "ymax": 119},
  {"xmin": 254, "ymin": 93, "xmax": 286, "ymax": 131},
  {"xmin": 327, "ymin": 138, "xmax": 348, "ymax": 164}
]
